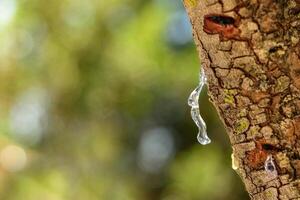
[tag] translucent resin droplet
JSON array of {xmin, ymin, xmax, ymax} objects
[
  {"xmin": 188, "ymin": 68, "xmax": 211, "ymax": 145},
  {"xmin": 264, "ymin": 155, "xmax": 277, "ymax": 178}
]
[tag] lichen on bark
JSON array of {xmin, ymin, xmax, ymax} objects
[{"xmin": 183, "ymin": 0, "xmax": 300, "ymax": 199}]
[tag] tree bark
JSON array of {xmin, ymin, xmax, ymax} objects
[{"xmin": 183, "ymin": 0, "xmax": 300, "ymax": 199}]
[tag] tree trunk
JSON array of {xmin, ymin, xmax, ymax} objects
[{"xmin": 183, "ymin": 0, "xmax": 300, "ymax": 199}]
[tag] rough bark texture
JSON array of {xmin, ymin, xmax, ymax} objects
[{"xmin": 183, "ymin": 0, "xmax": 300, "ymax": 199}]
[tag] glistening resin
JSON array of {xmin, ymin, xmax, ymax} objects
[{"xmin": 188, "ymin": 68, "xmax": 211, "ymax": 145}]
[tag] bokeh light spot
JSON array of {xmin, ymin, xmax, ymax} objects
[
  {"xmin": 0, "ymin": 145, "xmax": 27, "ymax": 172},
  {"xmin": 0, "ymin": 0, "xmax": 17, "ymax": 28},
  {"xmin": 10, "ymin": 88, "xmax": 49, "ymax": 145},
  {"xmin": 138, "ymin": 127, "xmax": 175, "ymax": 174}
]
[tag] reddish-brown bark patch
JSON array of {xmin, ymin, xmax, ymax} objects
[
  {"xmin": 246, "ymin": 139, "xmax": 279, "ymax": 169},
  {"xmin": 203, "ymin": 14, "xmax": 241, "ymax": 40}
]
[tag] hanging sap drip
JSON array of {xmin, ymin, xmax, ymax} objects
[{"xmin": 188, "ymin": 67, "xmax": 211, "ymax": 145}]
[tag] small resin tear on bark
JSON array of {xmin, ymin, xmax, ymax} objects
[
  {"xmin": 264, "ymin": 155, "xmax": 278, "ymax": 179},
  {"xmin": 231, "ymin": 153, "xmax": 239, "ymax": 170},
  {"xmin": 188, "ymin": 67, "xmax": 211, "ymax": 145}
]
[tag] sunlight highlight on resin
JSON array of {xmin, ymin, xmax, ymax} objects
[{"xmin": 188, "ymin": 68, "xmax": 211, "ymax": 145}]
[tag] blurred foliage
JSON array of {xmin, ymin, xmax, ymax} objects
[{"xmin": 0, "ymin": 0, "xmax": 248, "ymax": 199}]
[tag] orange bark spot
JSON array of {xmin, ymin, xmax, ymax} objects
[
  {"xmin": 288, "ymin": 52, "xmax": 300, "ymax": 89},
  {"xmin": 246, "ymin": 139, "xmax": 278, "ymax": 169},
  {"xmin": 271, "ymin": 95, "xmax": 281, "ymax": 112},
  {"xmin": 203, "ymin": 14, "xmax": 241, "ymax": 40},
  {"xmin": 247, "ymin": 148, "xmax": 268, "ymax": 169},
  {"xmin": 250, "ymin": 92, "xmax": 270, "ymax": 103},
  {"xmin": 293, "ymin": 117, "xmax": 300, "ymax": 138}
]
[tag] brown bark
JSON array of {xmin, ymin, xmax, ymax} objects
[{"xmin": 183, "ymin": 0, "xmax": 300, "ymax": 199}]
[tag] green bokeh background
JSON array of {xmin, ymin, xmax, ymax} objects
[{"xmin": 0, "ymin": 0, "xmax": 249, "ymax": 199}]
